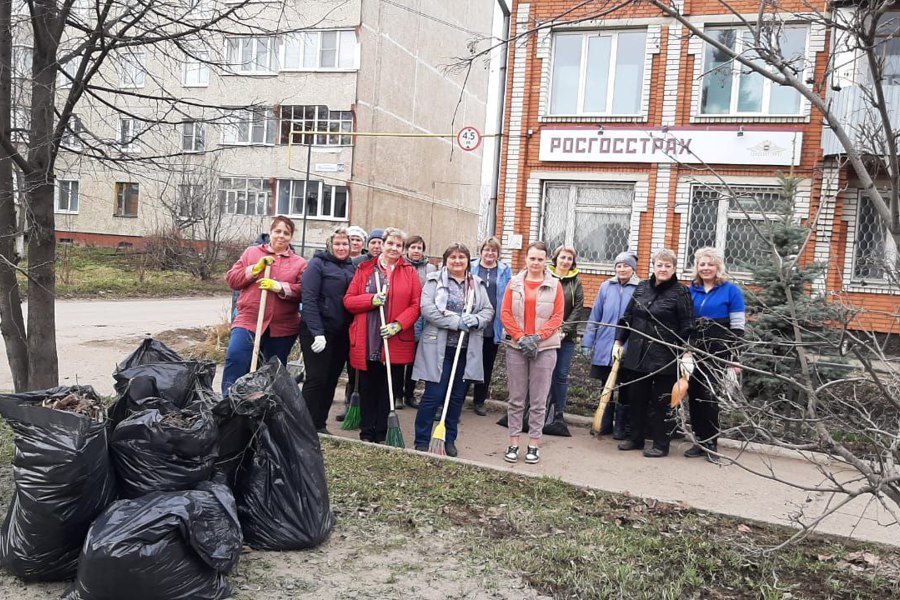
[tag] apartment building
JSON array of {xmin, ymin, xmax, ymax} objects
[
  {"xmin": 495, "ymin": 0, "xmax": 899, "ymax": 333},
  {"xmin": 26, "ymin": 0, "xmax": 503, "ymax": 255}
]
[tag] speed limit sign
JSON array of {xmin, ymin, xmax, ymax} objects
[{"xmin": 457, "ymin": 126, "xmax": 482, "ymax": 151}]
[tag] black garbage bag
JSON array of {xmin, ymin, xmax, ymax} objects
[
  {"xmin": 108, "ymin": 374, "xmax": 180, "ymax": 425},
  {"xmin": 62, "ymin": 480, "xmax": 242, "ymax": 600},
  {"xmin": 0, "ymin": 386, "xmax": 116, "ymax": 582},
  {"xmin": 111, "ymin": 407, "xmax": 219, "ymax": 499},
  {"xmin": 112, "ymin": 361, "xmax": 216, "ymax": 412},
  {"xmin": 115, "ymin": 337, "xmax": 184, "ymax": 371},
  {"xmin": 219, "ymin": 359, "xmax": 334, "ymax": 550}
]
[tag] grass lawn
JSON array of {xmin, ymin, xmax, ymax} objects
[
  {"xmin": 15, "ymin": 245, "xmax": 231, "ymax": 298},
  {"xmin": 323, "ymin": 438, "xmax": 900, "ymax": 600}
]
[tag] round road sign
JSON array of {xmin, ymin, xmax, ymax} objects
[{"xmin": 457, "ymin": 126, "xmax": 482, "ymax": 151}]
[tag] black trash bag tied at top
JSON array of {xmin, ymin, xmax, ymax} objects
[
  {"xmin": 110, "ymin": 338, "xmax": 216, "ymax": 425},
  {"xmin": 62, "ymin": 480, "xmax": 242, "ymax": 600},
  {"xmin": 0, "ymin": 386, "xmax": 116, "ymax": 582},
  {"xmin": 111, "ymin": 407, "xmax": 219, "ymax": 499},
  {"xmin": 221, "ymin": 359, "xmax": 335, "ymax": 550}
]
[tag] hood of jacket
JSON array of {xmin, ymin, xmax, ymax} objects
[
  {"xmin": 315, "ymin": 249, "xmax": 352, "ymax": 267},
  {"xmin": 549, "ymin": 265, "xmax": 580, "ymax": 280}
]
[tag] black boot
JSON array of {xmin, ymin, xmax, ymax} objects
[
  {"xmin": 599, "ymin": 402, "xmax": 614, "ymax": 435},
  {"xmin": 612, "ymin": 403, "xmax": 630, "ymax": 440}
]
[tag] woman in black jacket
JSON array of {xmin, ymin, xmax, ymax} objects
[
  {"xmin": 300, "ymin": 226, "xmax": 357, "ymax": 433},
  {"xmin": 613, "ymin": 248, "xmax": 694, "ymax": 458}
]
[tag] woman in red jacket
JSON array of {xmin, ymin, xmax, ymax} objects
[
  {"xmin": 222, "ymin": 216, "xmax": 307, "ymax": 395},
  {"xmin": 344, "ymin": 227, "xmax": 421, "ymax": 443}
]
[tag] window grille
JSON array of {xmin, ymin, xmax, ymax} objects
[
  {"xmin": 543, "ymin": 182, "xmax": 633, "ymax": 265},
  {"xmin": 852, "ymin": 193, "xmax": 899, "ymax": 282},
  {"xmin": 686, "ymin": 184, "xmax": 787, "ymax": 272}
]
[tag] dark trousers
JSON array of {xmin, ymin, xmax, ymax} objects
[
  {"xmin": 592, "ymin": 365, "xmax": 632, "ymax": 434},
  {"xmin": 402, "ymin": 342, "xmax": 419, "ymax": 400},
  {"xmin": 299, "ymin": 329, "xmax": 349, "ymax": 430},
  {"xmin": 688, "ymin": 362, "xmax": 720, "ymax": 446},
  {"xmin": 472, "ymin": 337, "xmax": 499, "ymax": 405},
  {"xmin": 222, "ymin": 327, "xmax": 296, "ymax": 396},
  {"xmin": 414, "ymin": 348, "xmax": 468, "ymax": 447},
  {"xmin": 628, "ymin": 370, "xmax": 678, "ymax": 451},
  {"xmin": 548, "ymin": 339, "xmax": 577, "ymax": 415},
  {"xmin": 359, "ymin": 360, "xmax": 406, "ymax": 443}
]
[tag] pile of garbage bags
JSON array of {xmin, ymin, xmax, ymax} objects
[{"xmin": 0, "ymin": 338, "xmax": 334, "ymax": 599}]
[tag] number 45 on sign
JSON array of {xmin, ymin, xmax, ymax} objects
[{"xmin": 457, "ymin": 127, "xmax": 482, "ymax": 151}]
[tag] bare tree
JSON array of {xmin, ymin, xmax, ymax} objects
[{"xmin": 0, "ymin": 0, "xmax": 350, "ymax": 390}]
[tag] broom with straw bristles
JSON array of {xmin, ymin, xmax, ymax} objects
[
  {"xmin": 591, "ymin": 354, "xmax": 621, "ymax": 435},
  {"xmin": 374, "ymin": 270, "xmax": 405, "ymax": 449},
  {"xmin": 430, "ymin": 287, "xmax": 475, "ymax": 456},
  {"xmin": 340, "ymin": 375, "xmax": 361, "ymax": 430}
]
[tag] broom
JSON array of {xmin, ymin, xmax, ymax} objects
[
  {"xmin": 430, "ymin": 287, "xmax": 475, "ymax": 456},
  {"xmin": 340, "ymin": 374, "xmax": 361, "ymax": 430},
  {"xmin": 591, "ymin": 354, "xmax": 621, "ymax": 435},
  {"xmin": 249, "ymin": 264, "xmax": 272, "ymax": 373},
  {"xmin": 375, "ymin": 270, "xmax": 405, "ymax": 448}
]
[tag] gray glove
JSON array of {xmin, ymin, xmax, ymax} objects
[
  {"xmin": 461, "ymin": 313, "xmax": 479, "ymax": 329},
  {"xmin": 518, "ymin": 334, "xmax": 540, "ymax": 360}
]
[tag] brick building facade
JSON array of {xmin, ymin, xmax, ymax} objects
[{"xmin": 495, "ymin": 1, "xmax": 899, "ymax": 333}]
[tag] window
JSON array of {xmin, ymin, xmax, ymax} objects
[
  {"xmin": 183, "ymin": 0, "xmax": 212, "ymax": 20},
  {"xmin": 119, "ymin": 117, "xmax": 142, "ymax": 152},
  {"xmin": 218, "ymin": 178, "xmax": 272, "ymax": 216},
  {"xmin": 279, "ymin": 105, "xmax": 352, "ymax": 145},
  {"xmin": 221, "ymin": 108, "xmax": 276, "ymax": 145},
  {"xmin": 12, "ymin": 107, "xmax": 30, "ymax": 143},
  {"xmin": 700, "ymin": 27, "xmax": 807, "ymax": 116},
  {"xmin": 225, "ymin": 37, "xmax": 279, "ymax": 74},
  {"xmin": 542, "ymin": 182, "xmax": 633, "ymax": 265},
  {"xmin": 276, "ymin": 179, "xmax": 348, "ymax": 219},
  {"xmin": 177, "ymin": 184, "xmax": 205, "ymax": 220},
  {"xmin": 55, "ymin": 180, "xmax": 79, "ymax": 214},
  {"xmin": 57, "ymin": 58, "xmax": 79, "ymax": 88},
  {"xmin": 115, "ymin": 182, "xmax": 140, "ymax": 217},
  {"xmin": 852, "ymin": 192, "xmax": 899, "ymax": 282},
  {"xmin": 119, "ymin": 50, "xmax": 146, "ymax": 88},
  {"xmin": 181, "ymin": 121, "xmax": 205, "ymax": 152},
  {"xmin": 62, "ymin": 115, "xmax": 83, "ymax": 150},
  {"xmin": 281, "ymin": 30, "xmax": 358, "ymax": 70},
  {"xmin": 182, "ymin": 51, "xmax": 210, "ymax": 86},
  {"xmin": 685, "ymin": 184, "xmax": 788, "ymax": 272},
  {"xmin": 549, "ymin": 30, "xmax": 646, "ymax": 115}
]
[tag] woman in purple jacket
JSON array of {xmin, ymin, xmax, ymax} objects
[{"xmin": 581, "ymin": 251, "xmax": 640, "ymax": 439}]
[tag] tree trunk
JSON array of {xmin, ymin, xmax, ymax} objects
[
  {"xmin": 0, "ymin": 0, "xmax": 29, "ymax": 391},
  {"xmin": 24, "ymin": 0, "xmax": 61, "ymax": 389}
]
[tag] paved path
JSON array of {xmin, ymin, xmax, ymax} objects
[
  {"xmin": 0, "ymin": 296, "xmax": 231, "ymax": 395},
  {"xmin": 325, "ymin": 398, "xmax": 900, "ymax": 547}
]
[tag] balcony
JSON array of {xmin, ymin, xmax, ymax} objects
[{"xmin": 822, "ymin": 83, "xmax": 900, "ymax": 156}]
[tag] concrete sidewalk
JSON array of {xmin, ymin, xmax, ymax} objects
[{"xmin": 325, "ymin": 398, "xmax": 900, "ymax": 547}]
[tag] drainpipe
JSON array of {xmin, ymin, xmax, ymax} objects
[{"xmin": 487, "ymin": 0, "xmax": 511, "ymax": 238}]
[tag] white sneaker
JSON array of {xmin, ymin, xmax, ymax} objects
[
  {"xmin": 525, "ymin": 446, "xmax": 540, "ymax": 464},
  {"xmin": 503, "ymin": 445, "xmax": 519, "ymax": 463}
]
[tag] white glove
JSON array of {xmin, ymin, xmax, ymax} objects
[
  {"xmin": 679, "ymin": 354, "xmax": 695, "ymax": 378},
  {"xmin": 611, "ymin": 344, "xmax": 624, "ymax": 362},
  {"xmin": 311, "ymin": 335, "xmax": 327, "ymax": 353}
]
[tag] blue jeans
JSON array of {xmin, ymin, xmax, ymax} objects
[
  {"xmin": 221, "ymin": 327, "xmax": 297, "ymax": 396},
  {"xmin": 548, "ymin": 339, "xmax": 577, "ymax": 415},
  {"xmin": 414, "ymin": 347, "xmax": 468, "ymax": 447}
]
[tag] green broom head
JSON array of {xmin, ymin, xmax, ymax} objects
[
  {"xmin": 428, "ymin": 421, "xmax": 446, "ymax": 455},
  {"xmin": 340, "ymin": 393, "xmax": 361, "ymax": 430},
  {"xmin": 385, "ymin": 411, "xmax": 405, "ymax": 448}
]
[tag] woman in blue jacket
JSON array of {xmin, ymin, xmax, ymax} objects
[
  {"xmin": 581, "ymin": 251, "xmax": 640, "ymax": 439},
  {"xmin": 685, "ymin": 247, "xmax": 745, "ymax": 461},
  {"xmin": 299, "ymin": 226, "xmax": 356, "ymax": 433},
  {"xmin": 468, "ymin": 237, "xmax": 512, "ymax": 416}
]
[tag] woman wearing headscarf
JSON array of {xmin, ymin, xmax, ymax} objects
[
  {"xmin": 412, "ymin": 243, "xmax": 494, "ymax": 456},
  {"xmin": 344, "ymin": 227, "xmax": 421, "ymax": 443},
  {"xmin": 299, "ymin": 226, "xmax": 356, "ymax": 433},
  {"xmin": 401, "ymin": 234, "xmax": 437, "ymax": 409},
  {"xmin": 545, "ymin": 244, "xmax": 584, "ymax": 433},
  {"xmin": 685, "ymin": 247, "xmax": 745, "ymax": 462},
  {"xmin": 223, "ymin": 216, "xmax": 306, "ymax": 395},
  {"xmin": 581, "ymin": 251, "xmax": 640, "ymax": 439},
  {"xmin": 500, "ymin": 241, "xmax": 564, "ymax": 465},
  {"xmin": 614, "ymin": 248, "xmax": 694, "ymax": 458}
]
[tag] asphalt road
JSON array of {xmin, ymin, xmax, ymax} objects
[{"xmin": 0, "ymin": 295, "xmax": 231, "ymax": 395}]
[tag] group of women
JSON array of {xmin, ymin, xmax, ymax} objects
[{"xmin": 224, "ymin": 216, "xmax": 745, "ymax": 464}]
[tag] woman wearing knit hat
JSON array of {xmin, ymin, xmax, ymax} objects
[
  {"xmin": 347, "ymin": 226, "xmax": 368, "ymax": 261},
  {"xmin": 581, "ymin": 250, "xmax": 640, "ymax": 439}
]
